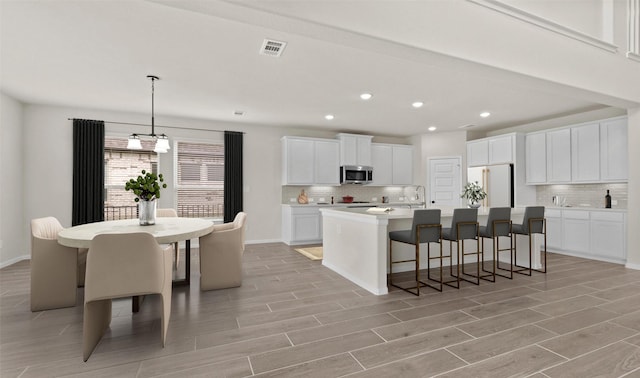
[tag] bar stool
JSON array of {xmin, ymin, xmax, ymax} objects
[
  {"xmin": 389, "ymin": 209, "xmax": 442, "ymax": 295},
  {"xmin": 512, "ymin": 206, "xmax": 546, "ymax": 276},
  {"xmin": 478, "ymin": 207, "xmax": 513, "ymax": 281},
  {"xmin": 442, "ymin": 208, "xmax": 480, "ymax": 287}
]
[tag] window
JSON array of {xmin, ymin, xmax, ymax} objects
[
  {"xmin": 176, "ymin": 141, "xmax": 224, "ymax": 219},
  {"xmin": 104, "ymin": 137, "xmax": 158, "ymax": 220}
]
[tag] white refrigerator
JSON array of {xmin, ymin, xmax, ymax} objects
[{"xmin": 467, "ymin": 164, "xmax": 514, "ymax": 208}]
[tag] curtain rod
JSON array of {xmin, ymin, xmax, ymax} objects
[{"xmin": 68, "ymin": 118, "xmax": 245, "ymax": 134}]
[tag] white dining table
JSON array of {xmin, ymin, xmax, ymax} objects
[{"xmin": 58, "ymin": 217, "xmax": 215, "ymax": 290}]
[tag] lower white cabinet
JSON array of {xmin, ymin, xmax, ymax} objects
[
  {"xmin": 543, "ymin": 208, "xmax": 626, "ymax": 264},
  {"xmin": 282, "ymin": 206, "xmax": 323, "ymax": 245}
]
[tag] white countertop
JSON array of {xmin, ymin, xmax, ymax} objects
[
  {"xmin": 546, "ymin": 206, "xmax": 627, "ymax": 212},
  {"xmin": 282, "ymin": 201, "xmax": 426, "ymax": 208}
]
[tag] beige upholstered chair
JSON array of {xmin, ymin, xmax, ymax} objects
[
  {"xmin": 157, "ymin": 208, "xmax": 180, "ymax": 265},
  {"xmin": 199, "ymin": 212, "xmax": 247, "ymax": 291},
  {"xmin": 30, "ymin": 217, "xmax": 84, "ymax": 311},
  {"xmin": 83, "ymin": 232, "xmax": 173, "ymax": 361}
]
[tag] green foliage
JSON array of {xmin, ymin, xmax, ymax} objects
[
  {"xmin": 124, "ymin": 169, "xmax": 167, "ymax": 202},
  {"xmin": 460, "ymin": 181, "xmax": 487, "ymax": 203}
]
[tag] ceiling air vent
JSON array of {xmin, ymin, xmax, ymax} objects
[{"xmin": 260, "ymin": 39, "xmax": 287, "ymax": 57}]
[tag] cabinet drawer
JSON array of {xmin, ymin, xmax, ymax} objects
[
  {"xmin": 562, "ymin": 210, "xmax": 590, "ymax": 220},
  {"xmin": 591, "ymin": 211, "xmax": 624, "ymax": 222},
  {"xmin": 545, "ymin": 209, "xmax": 562, "ymax": 218}
]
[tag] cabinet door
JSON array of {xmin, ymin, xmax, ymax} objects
[
  {"xmin": 525, "ymin": 133, "xmax": 546, "ymax": 184},
  {"xmin": 292, "ymin": 213, "xmax": 321, "ymax": 242},
  {"xmin": 467, "ymin": 140, "xmax": 488, "ymax": 167},
  {"xmin": 562, "ymin": 211, "xmax": 590, "ymax": 253},
  {"xmin": 339, "ymin": 135, "xmax": 357, "ymax": 166},
  {"xmin": 488, "ymin": 135, "xmax": 513, "ymax": 164},
  {"xmin": 600, "ymin": 118, "xmax": 628, "ymax": 181},
  {"xmin": 314, "ymin": 140, "xmax": 340, "ymax": 185},
  {"xmin": 545, "ymin": 215, "xmax": 562, "ymax": 251},
  {"xmin": 283, "ymin": 138, "xmax": 314, "ymax": 185},
  {"xmin": 571, "ymin": 123, "xmax": 600, "ymax": 182},
  {"xmin": 392, "ymin": 146, "xmax": 413, "ymax": 185},
  {"xmin": 356, "ymin": 136, "xmax": 372, "ymax": 166},
  {"xmin": 546, "ymin": 129, "xmax": 571, "ymax": 183},
  {"xmin": 590, "ymin": 212, "xmax": 625, "ymax": 261},
  {"xmin": 370, "ymin": 144, "xmax": 393, "ymax": 186}
]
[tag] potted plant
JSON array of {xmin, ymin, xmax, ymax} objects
[
  {"xmin": 125, "ymin": 169, "xmax": 167, "ymax": 225},
  {"xmin": 461, "ymin": 181, "xmax": 487, "ymax": 208}
]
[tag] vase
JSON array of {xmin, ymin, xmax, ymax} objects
[
  {"xmin": 138, "ymin": 200, "xmax": 157, "ymax": 226},
  {"xmin": 468, "ymin": 200, "xmax": 481, "ymax": 209}
]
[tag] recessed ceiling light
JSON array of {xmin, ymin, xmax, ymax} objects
[
  {"xmin": 360, "ymin": 93, "xmax": 373, "ymax": 100},
  {"xmin": 480, "ymin": 112, "xmax": 491, "ymax": 118},
  {"xmin": 428, "ymin": 126, "xmax": 437, "ymax": 131},
  {"xmin": 325, "ymin": 114, "xmax": 334, "ymax": 120},
  {"xmin": 412, "ymin": 101, "xmax": 424, "ymax": 108}
]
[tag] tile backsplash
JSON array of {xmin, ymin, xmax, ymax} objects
[
  {"xmin": 282, "ymin": 185, "xmax": 423, "ymax": 204},
  {"xmin": 536, "ymin": 183, "xmax": 627, "ymax": 209}
]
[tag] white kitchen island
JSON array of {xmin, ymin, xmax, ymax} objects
[{"xmin": 320, "ymin": 206, "xmax": 542, "ymax": 295}]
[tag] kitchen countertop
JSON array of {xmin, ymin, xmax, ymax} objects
[
  {"xmin": 282, "ymin": 201, "xmax": 426, "ymax": 207},
  {"xmin": 546, "ymin": 206, "xmax": 627, "ymax": 212}
]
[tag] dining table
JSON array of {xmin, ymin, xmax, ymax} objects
[{"xmin": 57, "ymin": 217, "xmax": 215, "ymax": 311}]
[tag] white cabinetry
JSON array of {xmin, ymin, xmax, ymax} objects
[
  {"xmin": 282, "ymin": 206, "xmax": 323, "ymax": 245},
  {"xmin": 467, "ymin": 139, "xmax": 489, "ymax": 167},
  {"xmin": 590, "ymin": 211, "xmax": 626, "ymax": 261},
  {"xmin": 545, "ymin": 128, "xmax": 572, "ymax": 183},
  {"xmin": 282, "ymin": 136, "xmax": 340, "ymax": 186},
  {"xmin": 543, "ymin": 208, "xmax": 627, "ymax": 264},
  {"xmin": 525, "ymin": 132, "xmax": 546, "ymax": 184},
  {"xmin": 571, "ymin": 123, "xmax": 600, "ymax": 182},
  {"xmin": 337, "ymin": 133, "xmax": 373, "ymax": 166},
  {"xmin": 562, "ymin": 210, "xmax": 590, "ymax": 253},
  {"xmin": 370, "ymin": 143, "xmax": 413, "ymax": 186},
  {"xmin": 314, "ymin": 139, "xmax": 340, "ymax": 185},
  {"xmin": 600, "ymin": 118, "xmax": 628, "ymax": 181},
  {"xmin": 488, "ymin": 135, "xmax": 514, "ymax": 164},
  {"xmin": 467, "ymin": 134, "xmax": 514, "ymax": 167}
]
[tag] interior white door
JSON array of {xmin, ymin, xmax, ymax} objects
[{"xmin": 428, "ymin": 157, "xmax": 462, "ymax": 207}]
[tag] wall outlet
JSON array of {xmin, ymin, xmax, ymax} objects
[
  {"xmin": 290, "ymin": 198, "xmax": 296, "ymax": 202},
  {"xmin": 308, "ymin": 198, "xmax": 314, "ymax": 202},
  {"xmin": 319, "ymin": 197, "xmax": 325, "ymax": 202},
  {"xmin": 612, "ymin": 199, "xmax": 618, "ymax": 205},
  {"xmin": 399, "ymin": 197, "xmax": 404, "ymax": 201},
  {"xmin": 371, "ymin": 197, "xmax": 377, "ymax": 202}
]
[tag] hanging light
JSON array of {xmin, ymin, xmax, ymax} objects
[{"xmin": 126, "ymin": 75, "xmax": 170, "ymax": 153}]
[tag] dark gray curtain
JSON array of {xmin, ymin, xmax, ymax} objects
[
  {"xmin": 72, "ymin": 119, "xmax": 105, "ymax": 226},
  {"xmin": 224, "ymin": 131, "xmax": 243, "ymax": 223}
]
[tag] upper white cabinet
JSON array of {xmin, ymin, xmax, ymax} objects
[
  {"xmin": 525, "ymin": 116, "xmax": 628, "ymax": 185},
  {"xmin": 392, "ymin": 145, "xmax": 413, "ymax": 185},
  {"xmin": 282, "ymin": 136, "xmax": 340, "ymax": 186},
  {"xmin": 337, "ymin": 133, "xmax": 373, "ymax": 166},
  {"xmin": 314, "ymin": 139, "xmax": 340, "ymax": 185},
  {"xmin": 370, "ymin": 143, "xmax": 413, "ymax": 186},
  {"xmin": 600, "ymin": 118, "xmax": 628, "ymax": 181},
  {"xmin": 466, "ymin": 139, "xmax": 489, "ymax": 167},
  {"xmin": 467, "ymin": 134, "xmax": 515, "ymax": 167},
  {"xmin": 545, "ymin": 128, "xmax": 572, "ymax": 183},
  {"xmin": 488, "ymin": 135, "xmax": 514, "ymax": 164},
  {"xmin": 525, "ymin": 132, "xmax": 546, "ymax": 184},
  {"xmin": 571, "ymin": 122, "xmax": 600, "ymax": 182}
]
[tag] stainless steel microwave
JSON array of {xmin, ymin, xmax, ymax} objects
[{"xmin": 340, "ymin": 165, "xmax": 373, "ymax": 184}]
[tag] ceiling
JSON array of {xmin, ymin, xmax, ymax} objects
[{"xmin": 0, "ymin": 0, "xmax": 613, "ymax": 137}]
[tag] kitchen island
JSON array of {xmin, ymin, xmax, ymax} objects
[{"xmin": 320, "ymin": 206, "xmax": 542, "ymax": 295}]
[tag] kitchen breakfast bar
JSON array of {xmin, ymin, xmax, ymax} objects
[{"xmin": 320, "ymin": 207, "xmax": 543, "ymax": 295}]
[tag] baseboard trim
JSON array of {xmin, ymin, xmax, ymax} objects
[
  {"xmin": 0, "ymin": 255, "xmax": 30, "ymax": 269},
  {"xmin": 625, "ymin": 262, "xmax": 640, "ymax": 270},
  {"xmin": 246, "ymin": 239, "xmax": 282, "ymax": 245}
]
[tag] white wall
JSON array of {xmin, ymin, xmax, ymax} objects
[
  {"xmin": 626, "ymin": 107, "xmax": 640, "ymax": 269},
  {"xmin": 0, "ymin": 93, "xmax": 26, "ymax": 266}
]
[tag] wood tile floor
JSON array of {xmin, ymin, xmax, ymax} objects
[{"xmin": 2, "ymin": 243, "xmax": 640, "ymax": 377}]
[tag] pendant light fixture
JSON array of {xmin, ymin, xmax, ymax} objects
[{"xmin": 127, "ymin": 75, "xmax": 170, "ymax": 153}]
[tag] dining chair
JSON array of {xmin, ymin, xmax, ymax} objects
[
  {"xmin": 199, "ymin": 212, "xmax": 247, "ymax": 291},
  {"xmin": 83, "ymin": 232, "xmax": 173, "ymax": 361},
  {"xmin": 512, "ymin": 206, "xmax": 547, "ymax": 275},
  {"xmin": 157, "ymin": 208, "xmax": 180, "ymax": 266},
  {"xmin": 389, "ymin": 209, "xmax": 444, "ymax": 295},
  {"xmin": 441, "ymin": 208, "xmax": 480, "ymax": 287},
  {"xmin": 30, "ymin": 217, "xmax": 83, "ymax": 311}
]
